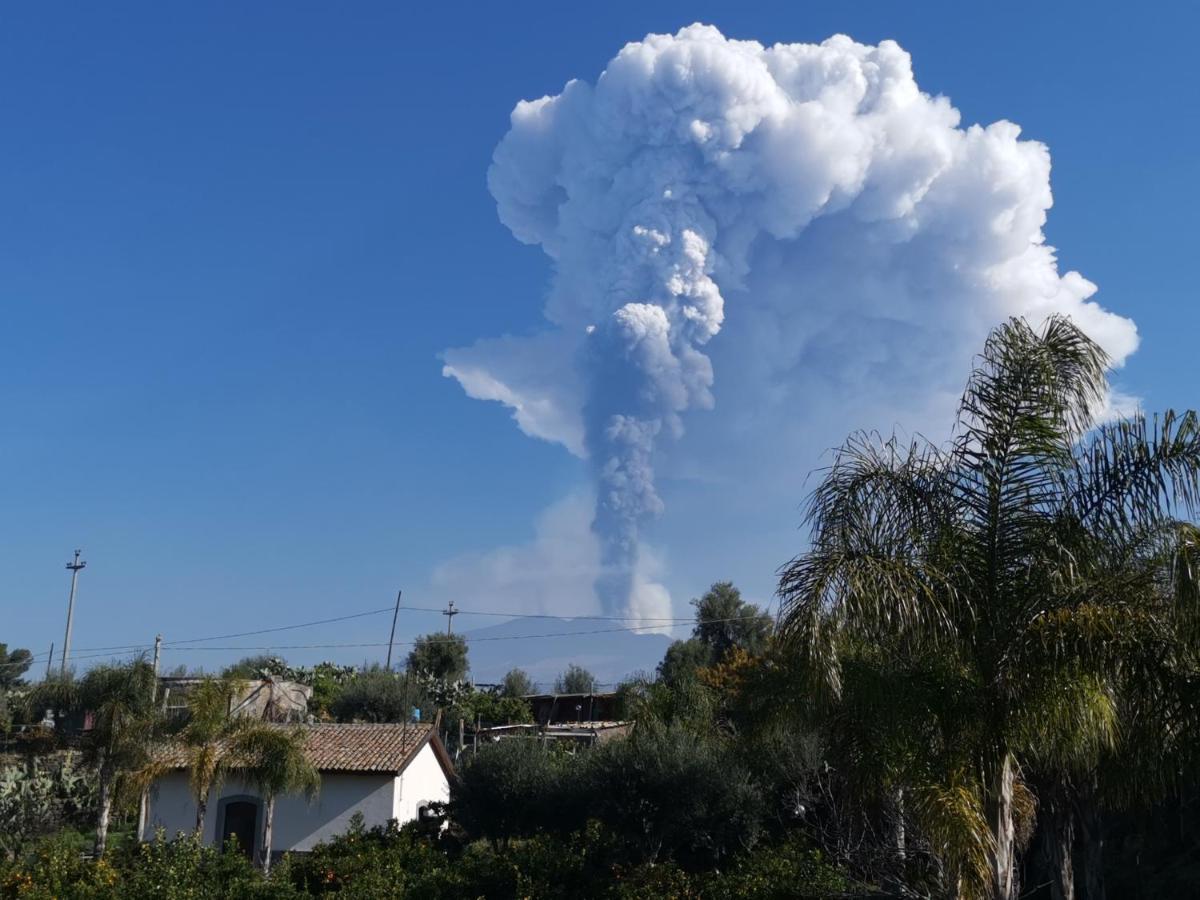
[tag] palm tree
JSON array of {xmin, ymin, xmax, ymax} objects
[
  {"xmin": 778, "ymin": 317, "xmax": 1200, "ymax": 899},
  {"xmin": 178, "ymin": 676, "xmax": 255, "ymax": 836},
  {"xmin": 231, "ymin": 727, "xmax": 319, "ymax": 873},
  {"xmin": 31, "ymin": 659, "xmax": 162, "ymax": 857}
]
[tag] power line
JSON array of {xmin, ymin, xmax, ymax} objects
[
  {"xmin": 151, "ymin": 615, "xmax": 755, "ymax": 655},
  {"xmin": 7, "ymin": 597, "xmax": 772, "ymax": 671},
  {"xmin": 37, "ymin": 603, "xmax": 704, "ymax": 660},
  {"xmin": 394, "ymin": 604, "xmax": 698, "ymax": 623},
  {"xmin": 162, "ymin": 605, "xmax": 398, "ymax": 647}
]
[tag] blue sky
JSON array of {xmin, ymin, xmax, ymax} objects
[{"xmin": 2, "ymin": 2, "xmax": 1197, "ymax": 676}]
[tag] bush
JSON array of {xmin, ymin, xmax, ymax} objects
[
  {"xmin": 453, "ymin": 740, "xmax": 586, "ymax": 845},
  {"xmin": 0, "ymin": 831, "xmax": 303, "ymax": 900},
  {"xmin": 329, "ymin": 668, "xmax": 411, "ymax": 724},
  {"xmin": 500, "ymin": 668, "xmax": 534, "ymax": 698},
  {"xmin": 554, "ymin": 664, "xmax": 596, "ymax": 694},
  {"xmin": 703, "ymin": 834, "xmax": 852, "ymax": 899},
  {"xmin": 585, "ymin": 722, "xmax": 764, "ymax": 869},
  {"xmin": 449, "ymin": 690, "xmax": 531, "ymax": 728},
  {"xmin": 0, "ymin": 756, "xmax": 97, "ymax": 858}
]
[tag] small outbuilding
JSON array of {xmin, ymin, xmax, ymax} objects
[{"xmin": 146, "ymin": 723, "xmax": 452, "ymax": 860}]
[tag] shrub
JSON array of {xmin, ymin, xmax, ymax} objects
[
  {"xmin": 329, "ymin": 668, "xmax": 410, "ymax": 724},
  {"xmin": 585, "ymin": 722, "xmax": 764, "ymax": 869},
  {"xmin": 453, "ymin": 740, "xmax": 586, "ymax": 845}
]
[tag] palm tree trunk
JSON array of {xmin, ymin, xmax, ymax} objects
[
  {"xmin": 259, "ymin": 795, "xmax": 275, "ymax": 874},
  {"xmin": 1040, "ymin": 781, "xmax": 1076, "ymax": 900},
  {"xmin": 988, "ymin": 754, "xmax": 1018, "ymax": 900},
  {"xmin": 137, "ymin": 788, "xmax": 149, "ymax": 842},
  {"xmin": 1077, "ymin": 789, "xmax": 1106, "ymax": 900},
  {"xmin": 95, "ymin": 771, "xmax": 114, "ymax": 858},
  {"xmin": 195, "ymin": 787, "xmax": 209, "ymax": 835},
  {"xmin": 894, "ymin": 786, "xmax": 907, "ymax": 862}
]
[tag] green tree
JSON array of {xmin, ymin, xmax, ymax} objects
[
  {"xmin": 554, "ymin": 664, "xmax": 596, "ymax": 694},
  {"xmin": 30, "ymin": 660, "xmax": 163, "ymax": 857},
  {"xmin": 329, "ymin": 666, "xmax": 410, "ymax": 723},
  {"xmin": 454, "ymin": 740, "xmax": 583, "ymax": 847},
  {"xmin": 231, "ymin": 726, "xmax": 319, "ymax": 874},
  {"xmin": 656, "ymin": 638, "xmax": 713, "ymax": 688},
  {"xmin": 178, "ymin": 676, "xmax": 258, "ymax": 835},
  {"xmin": 451, "ymin": 689, "xmax": 532, "ymax": 728},
  {"xmin": 406, "ymin": 634, "xmax": 469, "ymax": 683},
  {"xmin": 777, "ymin": 317, "xmax": 1200, "ymax": 900},
  {"xmin": 691, "ymin": 582, "xmax": 772, "ymax": 662},
  {"xmin": 0, "ymin": 643, "xmax": 33, "ymax": 690},
  {"xmin": 500, "ymin": 668, "xmax": 534, "ymax": 698},
  {"xmin": 586, "ymin": 721, "xmax": 765, "ymax": 867}
]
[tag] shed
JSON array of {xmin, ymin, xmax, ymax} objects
[{"xmin": 146, "ymin": 723, "xmax": 452, "ymax": 860}]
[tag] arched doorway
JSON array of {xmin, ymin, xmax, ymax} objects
[{"xmin": 217, "ymin": 796, "xmax": 261, "ymax": 859}]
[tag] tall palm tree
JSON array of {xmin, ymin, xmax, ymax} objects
[
  {"xmin": 231, "ymin": 727, "xmax": 319, "ymax": 873},
  {"xmin": 778, "ymin": 317, "xmax": 1200, "ymax": 900},
  {"xmin": 178, "ymin": 675, "xmax": 256, "ymax": 836},
  {"xmin": 31, "ymin": 659, "xmax": 163, "ymax": 857}
]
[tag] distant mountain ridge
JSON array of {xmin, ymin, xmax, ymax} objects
[{"xmin": 461, "ymin": 616, "xmax": 677, "ymax": 689}]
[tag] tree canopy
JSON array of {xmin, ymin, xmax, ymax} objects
[
  {"xmin": 778, "ymin": 316, "xmax": 1200, "ymax": 900},
  {"xmin": 0, "ymin": 643, "xmax": 33, "ymax": 690},
  {"xmin": 692, "ymin": 581, "xmax": 772, "ymax": 661},
  {"xmin": 406, "ymin": 633, "xmax": 469, "ymax": 683},
  {"xmin": 500, "ymin": 668, "xmax": 534, "ymax": 698},
  {"xmin": 329, "ymin": 666, "xmax": 410, "ymax": 724},
  {"xmin": 554, "ymin": 664, "xmax": 596, "ymax": 694}
]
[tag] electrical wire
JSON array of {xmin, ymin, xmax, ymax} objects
[{"xmin": 8, "ymin": 599, "xmax": 771, "ymax": 670}]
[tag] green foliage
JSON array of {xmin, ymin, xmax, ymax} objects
[
  {"xmin": 500, "ymin": 668, "xmax": 533, "ymax": 698},
  {"xmin": 691, "ymin": 581, "xmax": 773, "ymax": 662},
  {"xmin": 656, "ymin": 638, "xmax": 713, "ymax": 688},
  {"xmin": 406, "ymin": 634, "xmax": 468, "ymax": 683},
  {"xmin": 232, "ymin": 728, "xmax": 320, "ymax": 806},
  {"xmin": 448, "ymin": 688, "xmax": 531, "ymax": 728},
  {"xmin": 221, "ymin": 656, "xmax": 281, "ymax": 679},
  {"xmin": 294, "ymin": 663, "xmax": 356, "ymax": 717},
  {"xmin": 0, "ymin": 831, "xmax": 302, "ymax": 899},
  {"xmin": 231, "ymin": 660, "xmax": 356, "ymax": 717},
  {"xmin": 0, "ymin": 807, "xmax": 853, "ymax": 899},
  {"xmin": 778, "ymin": 316, "xmax": 1200, "ymax": 898},
  {"xmin": 0, "ymin": 756, "xmax": 97, "ymax": 857},
  {"xmin": 328, "ymin": 667, "xmax": 410, "ymax": 724},
  {"xmin": 586, "ymin": 721, "xmax": 765, "ymax": 867},
  {"xmin": 454, "ymin": 740, "xmax": 584, "ymax": 845},
  {"xmin": 454, "ymin": 721, "xmax": 762, "ymax": 869},
  {"xmin": 0, "ymin": 646, "xmax": 33, "ymax": 691},
  {"xmin": 554, "ymin": 663, "xmax": 596, "ymax": 694},
  {"xmin": 26, "ymin": 660, "xmax": 165, "ymax": 857},
  {"xmin": 702, "ymin": 834, "xmax": 852, "ymax": 899},
  {"xmin": 230, "ymin": 727, "xmax": 320, "ymax": 873}
]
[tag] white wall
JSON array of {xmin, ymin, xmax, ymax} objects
[
  {"xmin": 147, "ymin": 770, "xmax": 400, "ymax": 852},
  {"xmin": 393, "ymin": 742, "xmax": 450, "ymax": 823}
]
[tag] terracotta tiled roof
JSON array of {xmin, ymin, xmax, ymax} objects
[{"xmin": 157, "ymin": 723, "xmax": 439, "ymax": 775}]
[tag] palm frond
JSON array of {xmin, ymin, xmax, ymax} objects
[
  {"xmin": 777, "ymin": 432, "xmax": 958, "ymax": 695},
  {"xmin": 1067, "ymin": 410, "xmax": 1200, "ymax": 538},
  {"xmin": 909, "ymin": 772, "xmax": 994, "ymax": 900},
  {"xmin": 1010, "ymin": 669, "xmax": 1118, "ymax": 771}
]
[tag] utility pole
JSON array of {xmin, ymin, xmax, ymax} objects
[
  {"xmin": 385, "ymin": 589, "xmax": 403, "ymax": 671},
  {"xmin": 45, "ymin": 643, "xmax": 54, "ymax": 679},
  {"xmin": 60, "ymin": 550, "xmax": 86, "ymax": 676},
  {"xmin": 442, "ymin": 600, "xmax": 458, "ymax": 635},
  {"xmin": 151, "ymin": 634, "xmax": 163, "ymax": 680}
]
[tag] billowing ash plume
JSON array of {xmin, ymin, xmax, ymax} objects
[{"xmin": 443, "ymin": 24, "xmax": 1138, "ymax": 617}]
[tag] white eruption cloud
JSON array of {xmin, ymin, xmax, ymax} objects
[{"xmin": 443, "ymin": 24, "xmax": 1138, "ymax": 617}]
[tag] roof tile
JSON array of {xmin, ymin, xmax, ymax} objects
[{"xmin": 157, "ymin": 723, "xmax": 435, "ymax": 774}]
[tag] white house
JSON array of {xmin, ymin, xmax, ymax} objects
[{"xmin": 146, "ymin": 723, "xmax": 453, "ymax": 860}]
